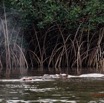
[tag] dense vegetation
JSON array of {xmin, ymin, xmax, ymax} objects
[{"xmin": 0, "ymin": 0, "xmax": 104, "ymax": 75}]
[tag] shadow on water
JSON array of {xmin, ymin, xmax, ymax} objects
[{"xmin": 0, "ymin": 67, "xmax": 104, "ymax": 79}]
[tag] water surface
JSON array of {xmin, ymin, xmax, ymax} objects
[{"xmin": 0, "ymin": 78, "xmax": 104, "ymax": 103}]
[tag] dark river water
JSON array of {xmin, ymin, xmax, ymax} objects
[{"xmin": 0, "ymin": 78, "xmax": 104, "ymax": 103}]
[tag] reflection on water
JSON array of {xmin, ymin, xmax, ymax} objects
[{"xmin": 0, "ymin": 78, "xmax": 104, "ymax": 103}]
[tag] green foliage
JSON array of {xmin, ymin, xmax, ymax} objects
[
  {"xmin": 84, "ymin": 0, "xmax": 104, "ymax": 24},
  {"xmin": 1, "ymin": 0, "xmax": 104, "ymax": 29},
  {"xmin": 0, "ymin": 0, "xmax": 103, "ymax": 69}
]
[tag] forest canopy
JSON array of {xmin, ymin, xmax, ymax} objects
[
  {"xmin": 1, "ymin": 0, "xmax": 104, "ymax": 29},
  {"xmin": 0, "ymin": 0, "xmax": 104, "ymax": 73}
]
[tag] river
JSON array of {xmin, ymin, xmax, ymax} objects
[{"xmin": 0, "ymin": 77, "xmax": 104, "ymax": 103}]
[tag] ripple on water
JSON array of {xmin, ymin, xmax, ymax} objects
[
  {"xmin": 6, "ymin": 99, "xmax": 77, "ymax": 103},
  {"xmin": 28, "ymin": 88, "xmax": 55, "ymax": 92},
  {"xmin": 0, "ymin": 99, "xmax": 3, "ymax": 102}
]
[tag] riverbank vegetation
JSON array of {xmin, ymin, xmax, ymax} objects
[{"xmin": 0, "ymin": 0, "xmax": 104, "ymax": 75}]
